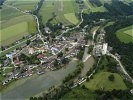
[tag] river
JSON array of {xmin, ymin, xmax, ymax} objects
[{"xmin": 1, "ymin": 59, "xmax": 78, "ymax": 100}]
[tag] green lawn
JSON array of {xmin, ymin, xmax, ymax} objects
[
  {"xmin": 84, "ymin": 72, "xmax": 127, "ymax": 91},
  {"xmin": 61, "ymin": 87, "xmax": 96, "ymax": 100},
  {"xmin": 116, "ymin": 25, "xmax": 133, "ymax": 43},
  {"xmin": 39, "ymin": 0, "xmax": 79, "ymax": 25}
]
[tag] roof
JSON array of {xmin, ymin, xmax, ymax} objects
[
  {"xmin": 44, "ymin": 27, "xmax": 50, "ymax": 31},
  {"xmin": 37, "ymin": 54, "xmax": 45, "ymax": 59}
]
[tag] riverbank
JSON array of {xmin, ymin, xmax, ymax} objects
[{"xmin": 1, "ymin": 59, "xmax": 78, "ymax": 100}]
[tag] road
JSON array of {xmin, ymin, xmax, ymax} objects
[
  {"xmin": 1, "ymin": 2, "xmax": 45, "ymax": 55},
  {"xmin": 0, "ymin": 35, "xmax": 38, "ymax": 55},
  {"xmin": 107, "ymin": 53, "xmax": 133, "ymax": 82},
  {"xmin": 56, "ymin": 9, "xmax": 84, "ymax": 39}
]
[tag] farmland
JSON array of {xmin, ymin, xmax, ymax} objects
[
  {"xmin": 64, "ymin": 13, "xmax": 79, "ymax": 25},
  {"xmin": 115, "ymin": 25, "xmax": 133, "ymax": 43},
  {"xmin": 84, "ymin": 72, "xmax": 127, "ymax": 91},
  {"xmin": 0, "ymin": 5, "xmax": 22, "ymax": 21},
  {"xmin": 5, "ymin": 0, "xmax": 39, "ymax": 11},
  {"xmin": 83, "ymin": 0, "xmax": 108, "ymax": 13},
  {"xmin": 1, "ymin": 22, "xmax": 28, "ymax": 45},
  {"xmin": 39, "ymin": 0, "xmax": 79, "ymax": 25},
  {"xmin": 0, "ymin": 15, "xmax": 37, "ymax": 46}
]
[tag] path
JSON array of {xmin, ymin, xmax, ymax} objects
[{"xmin": 107, "ymin": 53, "xmax": 133, "ymax": 82}]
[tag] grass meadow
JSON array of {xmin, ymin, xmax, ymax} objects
[
  {"xmin": 84, "ymin": 72, "xmax": 127, "ymax": 91},
  {"xmin": 5, "ymin": 0, "xmax": 39, "ymax": 11},
  {"xmin": 0, "ymin": 15, "xmax": 37, "ymax": 46},
  {"xmin": 116, "ymin": 25, "xmax": 133, "ymax": 43},
  {"xmin": 39, "ymin": 0, "xmax": 79, "ymax": 25},
  {"xmin": 83, "ymin": 0, "xmax": 108, "ymax": 13}
]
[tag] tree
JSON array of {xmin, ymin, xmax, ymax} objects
[
  {"xmin": 1, "ymin": 46, "xmax": 5, "ymax": 51},
  {"xmin": 54, "ymin": 59, "xmax": 58, "ymax": 67},
  {"xmin": 57, "ymin": 52, "xmax": 63, "ymax": 58},
  {"xmin": 108, "ymin": 74, "xmax": 115, "ymax": 81},
  {"xmin": 26, "ymin": 40, "xmax": 31, "ymax": 45},
  {"xmin": 65, "ymin": 48, "xmax": 69, "ymax": 52},
  {"xmin": 88, "ymin": 45, "xmax": 93, "ymax": 54},
  {"xmin": 62, "ymin": 58, "xmax": 69, "ymax": 64},
  {"xmin": 77, "ymin": 50, "xmax": 84, "ymax": 60}
]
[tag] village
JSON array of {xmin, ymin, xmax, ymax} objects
[
  {"xmin": 0, "ymin": 26, "xmax": 86, "ymax": 86},
  {"xmin": 0, "ymin": 24, "xmax": 112, "ymax": 87}
]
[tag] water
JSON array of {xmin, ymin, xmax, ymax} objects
[{"xmin": 1, "ymin": 60, "xmax": 78, "ymax": 100}]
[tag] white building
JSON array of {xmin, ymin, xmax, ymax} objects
[{"xmin": 102, "ymin": 43, "xmax": 108, "ymax": 55}]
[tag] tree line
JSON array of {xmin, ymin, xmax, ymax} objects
[{"xmin": 104, "ymin": 16, "xmax": 133, "ymax": 77}]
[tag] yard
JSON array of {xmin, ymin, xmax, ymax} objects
[
  {"xmin": 115, "ymin": 25, "xmax": 133, "ymax": 43},
  {"xmin": 84, "ymin": 72, "xmax": 127, "ymax": 91}
]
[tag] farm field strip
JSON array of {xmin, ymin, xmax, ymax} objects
[
  {"xmin": 0, "ymin": 5, "xmax": 23, "ymax": 21},
  {"xmin": 83, "ymin": 0, "xmax": 107, "ymax": 13},
  {"xmin": 64, "ymin": 13, "xmax": 79, "ymax": 25},
  {"xmin": 39, "ymin": 0, "xmax": 79, "ymax": 25},
  {"xmin": 124, "ymin": 29, "xmax": 133, "ymax": 37},
  {"xmin": 0, "ymin": 22, "xmax": 28, "ymax": 45},
  {"xmin": 1, "ymin": 14, "xmax": 37, "ymax": 45},
  {"xmin": 5, "ymin": 0, "xmax": 39, "ymax": 11},
  {"xmin": 116, "ymin": 25, "xmax": 133, "ymax": 43}
]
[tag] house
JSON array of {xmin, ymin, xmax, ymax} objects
[
  {"xmin": 44, "ymin": 27, "xmax": 51, "ymax": 33},
  {"xmin": 28, "ymin": 47, "xmax": 35, "ymax": 54},
  {"xmin": 4, "ymin": 59, "xmax": 10, "ymax": 66},
  {"xmin": 102, "ymin": 43, "xmax": 108, "ymax": 55},
  {"xmin": 38, "ymin": 47, "xmax": 45, "ymax": 53},
  {"xmin": 37, "ymin": 54, "xmax": 45, "ymax": 59},
  {"xmin": 13, "ymin": 56, "xmax": 21, "ymax": 65},
  {"xmin": 6, "ymin": 53, "xmax": 13, "ymax": 59}
]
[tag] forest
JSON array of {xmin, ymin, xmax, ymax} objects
[{"xmin": 81, "ymin": 1, "xmax": 133, "ymax": 77}]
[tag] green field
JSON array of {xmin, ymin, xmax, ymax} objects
[
  {"xmin": 84, "ymin": 72, "xmax": 127, "ymax": 91},
  {"xmin": 83, "ymin": 0, "xmax": 107, "ymax": 13},
  {"xmin": 116, "ymin": 25, "xmax": 133, "ymax": 43},
  {"xmin": 39, "ymin": 0, "xmax": 79, "ymax": 25},
  {"xmin": 64, "ymin": 13, "xmax": 79, "ymax": 25},
  {"xmin": 0, "ymin": 5, "xmax": 22, "ymax": 21},
  {"xmin": 0, "ymin": 15, "xmax": 37, "ymax": 46},
  {"xmin": 5, "ymin": 0, "xmax": 39, "ymax": 11},
  {"xmin": 1, "ymin": 22, "xmax": 28, "ymax": 45}
]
